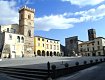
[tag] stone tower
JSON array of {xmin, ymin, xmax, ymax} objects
[
  {"xmin": 88, "ymin": 29, "xmax": 96, "ymax": 41},
  {"xmin": 19, "ymin": 6, "xmax": 35, "ymax": 57}
]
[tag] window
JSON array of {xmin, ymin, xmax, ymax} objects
[
  {"xmin": 28, "ymin": 14, "xmax": 31, "ymax": 19},
  {"xmin": 92, "ymin": 43, "xmax": 94, "ymax": 46},
  {"xmin": 7, "ymin": 28, "xmax": 9, "ymax": 32},
  {"xmin": 43, "ymin": 44, "xmax": 44, "ymax": 47},
  {"xmin": 17, "ymin": 36, "xmax": 20, "ymax": 42},
  {"xmin": 46, "ymin": 44, "xmax": 49, "ymax": 49},
  {"xmin": 21, "ymin": 37, "xmax": 24, "ymax": 43},
  {"xmin": 54, "ymin": 45, "xmax": 56, "ymax": 50},
  {"xmin": 50, "ymin": 45, "xmax": 52, "ymax": 49},
  {"xmin": 38, "ymin": 38, "xmax": 40, "ymax": 41},
  {"xmin": 47, "ymin": 40, "xmax": 48, "ymax": 42},
  {"xmin": 70, "ymin": 40, "xmax": 73, "ymax": 44},
  {"xmin": 28, "ymin": 30, "xmax": 31, "ymax": 37},
  {"xmin": 87, "ymin": 48, "xmax": 89, "ymax": 51},
  {"xmin": 9, "ymin": 34, "xmax": 12, "ymax": 40},
  {"xmin": 42, "ymin": 38, "xmax": 44, "ymax": 41},
  {"xmin": 92, "ymin": 47, "xmax": 94, "ymax": 51},
  {"xmin": 12, "ymin": 51, "xmax": 16, "ymax": 53},
  {"xmin": 97, "ymin": 41, "xmax": 99, "ymax": 45},
  {"xmin": 50, "ymin": 41, "xmax": 52, "ymax": 43}
]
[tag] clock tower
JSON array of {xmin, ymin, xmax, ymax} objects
[{"xmin": 19, "ymin": 6, "xmax": 35, "ymax": 57}]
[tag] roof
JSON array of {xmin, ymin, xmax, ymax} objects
[
  {"xmin": 79, "ymin": 37, "xmax": 105, "ymax": 45},
  {"xmin": 94, "ymin": 37, "xmax": 105, "ymax": 40},
  {"xmin": 65, "ymin": 36, "xmax": 78, "ymax": 39},
  {"xmin": 35, "ymin": 36, "xmax": 60, "ymax": 41},
  {"xmin": 78, "ymin": 40, "xmax": 84, "ymax": 42},
  {"xmin": 0, "ymin": 24, "xmax": 19, "ymax": 26}
]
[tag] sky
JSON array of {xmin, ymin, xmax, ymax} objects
[{"xmin": 0, "ymin": 0, "xmax": 105, "ymax": 46}]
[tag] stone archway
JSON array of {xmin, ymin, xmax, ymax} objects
[
  {"xmin": 57, "ymin": 52, "xmax": 59, "ymax": 56},
  {"xmin": 50, "ymin": 52, "xmax": 53, "ymax": 56},
  {"xmin": 54, "ymin": 52, "xmax": 56, "ymax": 56},
  {"xmin": 47, "ymin": 51, "xmax": 49, "ymax": 56},
  {"xmin": 88, "ymin": 53, "xmax": 90, "ymax": 56},
  {"xmin": 42, "ymin": 50, "xmax": 45, "ymax": 56},
  {"xmin": 28, "ymin": 30, "xmax": 31, "ymax": 37},
  {"xmin": 34, "ymin": 52, "xmax": 36, "ymax": 57},
  {"xmin": 92, "ymin": 52, "xmax": 96, "ymax": 56},
  {"xmin": 37, "ymin": 50, "xmax": 41, "ymax": 56}
]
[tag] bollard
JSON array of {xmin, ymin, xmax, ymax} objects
[
  {"xmin": 62, "ymin": 61, "xmax": 63, "ymax": 64},
  {"xmin": 47, "ymin": 61, "xmax": 50, "ymax": 77},
  {"xmin": 47, "ymin": 77, "xmax": 52, "ymax": 80},
  {"xmin": 51, "ymin": 65, "xmax": 56, "ymax": 79}
]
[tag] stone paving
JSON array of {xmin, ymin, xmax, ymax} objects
[
  {"xmin": 0, "ymin": 56, "xmax": 105, "ymax": 80},
  {"xmin": 0, "ymin": 56, "xmax": 105, "ymax": 69},
  {"xmin": 57, "ymin": 62, "xmax": 105, "ymax": 80}
]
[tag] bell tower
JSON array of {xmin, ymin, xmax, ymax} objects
[
  {"xmin": 19, "ymin": 6, "xmax": 35, "ymax": 57},
  {"xmin": 88, "ymin": 29, "xmax": 96, "ymax": 41}
]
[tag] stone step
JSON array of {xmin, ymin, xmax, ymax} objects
[
  {"xmin": 0, "ymin": 68, "xmax": 48, "ymax": 75},
  {"xmin": 9, "ymin": 75, "xmax": 42, "ymax": 80},
  {"xmin": 0, "ymin": 70, "xmax": 47, "ymax": 79},
  {"xmin": 0, "ymin": 67, "xmax": 48, "ymax": 71}
]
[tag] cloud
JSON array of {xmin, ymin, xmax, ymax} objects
[
  {"xmin": 35, "ymin": 15, "xmax": 74, "ymax": 31},
  {"xmin": 0, "ymin": 0, "xmax": 19, "ymax": 25},
  {"xmin": 74, "ymin": 4, "xmax": 105, "ymax": 21},
  {"xmin": 1, "ymin": 0, "xmax": 105, "ymax": 31},
  {"xmin": 61, "ymin": 0, "xmax": 104, "ymax": 6},
  {"xmin": 35, "ymin": 4, "xmax": 105, "ymax": 31}
]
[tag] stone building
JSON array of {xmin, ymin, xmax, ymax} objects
[
  {"xmin": 65, "ymin": 29, "xmax": 105, "ymax": 57},
  {"xmin": 78, "ymin": 29, "xmax": 105, "ymax": 56},
  {"xmin": 0, "ymin": 25, "xmax": 24, "ymax": 58},
  {"xmin": 34, "ymin": 36, "xmax": 61, "ymax": 56},
  {"xmin": 88, "ymin": 29, "xmax": 96, "ymax": 41},
  {"xmin": 78, "ymin": 37, "xmax": 105, "ymax": 56},
  {"xmin": 65, "ymin": 36, "xmax": 78, "ymax": 56},
  {"xmin": 0, "ymin": 6, "xmax": 35, "ymax": 58}
]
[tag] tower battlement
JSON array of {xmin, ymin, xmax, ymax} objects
[{"xmin": 19, "ymin": 5, "xmax": 35, "ymax": 13}]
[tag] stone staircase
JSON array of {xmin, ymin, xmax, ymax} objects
[{"xmin": 0, "ymin": 67, "xmax": 49, "ymax": 80}]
